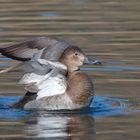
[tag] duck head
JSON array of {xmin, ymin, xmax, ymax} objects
[{"xmin": 59, "ymin": 46, "xmax": 101, "ymax": 72}]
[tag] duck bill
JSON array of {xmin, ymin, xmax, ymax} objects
[{"xmin": 84, "ymin": 57, "xmax": 102, "ymax": 65}]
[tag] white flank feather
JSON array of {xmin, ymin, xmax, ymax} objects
[
  {"xmin": 37, "ymin": 74, "xmax": 67, "ymax": 99},
  {"xmin": 18, "ymin": 73, "xmax": 45, "ymax": 85},
  {"xmin": 19, "ymin": 58, "xmax": 67, "ymax": 99}
]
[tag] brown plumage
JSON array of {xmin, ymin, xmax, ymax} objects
[{"xmin": 67, "ymin": 71, "xmax": 94, "ymax": 106}]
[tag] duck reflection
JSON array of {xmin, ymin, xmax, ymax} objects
[{"xmin": 24, "ymin": 112, "xmax": 95, "ymax": 140}]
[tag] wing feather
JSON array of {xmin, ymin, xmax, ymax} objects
[{"xmin": 0, "ymin": 37, "xmax": 70, "ymax": 61}]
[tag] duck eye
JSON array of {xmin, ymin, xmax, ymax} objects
[{"xmin": 75, "ymin": 52, "xmax": 79, "ymax": 56}]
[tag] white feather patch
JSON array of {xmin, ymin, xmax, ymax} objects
[
  {"xmin": 18, "ymin": 58, "xmax": 67, "ymax": 99},
  {"xmin": 18, "ymin": 73, "xmax": 45, "ymax": 85},
  {"xmin": 37, "ymin": 74, "xmax": 67, "ymax": 99}
]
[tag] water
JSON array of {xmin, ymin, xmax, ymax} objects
[
  {"xmin": 0, "ymin": 96, "xmax": 131, "ymax": 119},
  {"xmin": 0, "ymin": 0, "xmax": 140, "ymax": 139},
  {"xmin": 0, "ymin": 96, "xmax": 136, "ymax": 139}
]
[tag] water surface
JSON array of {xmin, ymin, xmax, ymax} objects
[{"xmin": 0, "ymin": 0, "xmax": 140, "ymax": 140}]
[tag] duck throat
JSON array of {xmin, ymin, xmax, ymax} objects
[
  {"xmin": 60, "ymin": 60, "xmax": 79, "ymax": 73},
  {"xmin": 67, "ymin": 66, "xmax": 79, "ymax": 73}
]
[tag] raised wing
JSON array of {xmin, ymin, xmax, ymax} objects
[{"xmin": 0, "ymin": 37, "xmax": 70, "ymax": 61}]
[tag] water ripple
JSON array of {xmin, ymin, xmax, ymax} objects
[
  {"xmin": 0, "ymin": 96, "xmax": 136, "ymax": 120},
  {"xmin": 92, "ymin": 96, "xmax": 130, "ymax": 117}
]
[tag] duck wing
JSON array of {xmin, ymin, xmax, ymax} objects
[
  {"xmin": 0, "ymin": 37, "xmax": 70, "ymax": 61},
  {"xmin": 11, "ymin": 91, "xmax": 37, "ymax": 108}
]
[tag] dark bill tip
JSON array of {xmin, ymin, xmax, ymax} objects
[{"xmin": 84, "ymin": 57, "xmax": 102, "ymax": 65}]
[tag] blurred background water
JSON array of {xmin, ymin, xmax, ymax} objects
[{"xmin": 0, "ymin": 0, "xmax": 140, "ymax": 139}]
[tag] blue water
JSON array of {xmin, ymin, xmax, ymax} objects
[
  {"xmin": 40, "ymin": 12, "xmax": 62, "ymax": 17},
  {"xmin": 0, "ymin": 96, "xmax": 130, "ymax": 120}
]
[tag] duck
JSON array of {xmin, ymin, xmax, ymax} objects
[
  {"xmin": 0, "ymin": 37, "xmax": 101, "ymax": 110},
  {"xmin": 11, "ymin": 46, "xmax": 99, "ymax": 110}
]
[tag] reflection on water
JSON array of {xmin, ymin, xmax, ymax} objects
[
  {"xmin": 0, "ymin": 95, "xmax": 133, "ymax": 139},
  {"xmin": 0, "ymin": 0, "xmax": 140, "ymax": 139},
  {"xmin": 0, "ymin": 96, "xmax": 139, "ymax": 139},
  {"xmin": 0, "ymin": 96, "xmax": 95, "ymax": 139},
  {"xmin": 25, "ymin": 115, "xmax": 95, "ymax": 139}
]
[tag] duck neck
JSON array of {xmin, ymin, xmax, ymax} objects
[{"xmin": 67, "ymin": 66, "xmax": 79, "ymax": 73}]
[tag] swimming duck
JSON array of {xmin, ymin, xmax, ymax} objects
[
  {"xmin": 11, "ymin": 46, "xmax": 99, "ymax": 110},
  {"xmin": 0, "ymin": 37, "xmax": 101, "ymax": 110}
]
